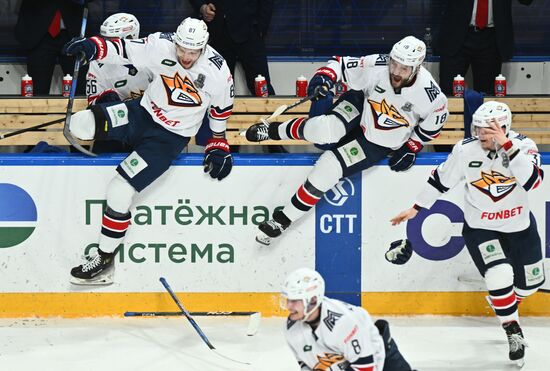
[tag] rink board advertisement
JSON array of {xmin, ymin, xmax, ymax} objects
[{"xmin": 0, "ymin": 154, "xmax": 549, "ymax": 316}]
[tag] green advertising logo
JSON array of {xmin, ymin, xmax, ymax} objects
[{"xmin": 0, "ymin": 184, "xmax": 37, "ymax": 248}]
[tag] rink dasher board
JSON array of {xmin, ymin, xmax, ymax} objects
[{"xmin": 0, "ymin": 153, "xmax": 549, "ymax": 317}]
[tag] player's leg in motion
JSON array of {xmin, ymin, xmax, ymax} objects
[
  {"xmin": 501, "ymin": 214, "xmax": 545, "ymax": 365},
  {"xmin": 462, "ymin": 220, "xmax": 544, "ymax": 366},
  {"xmin": 250, "ymin": 92, "xmax": 365, "ymax": 246},
  {"xmin": 71, "ymin": 174, "xmax": 135, "ymax": 284}
]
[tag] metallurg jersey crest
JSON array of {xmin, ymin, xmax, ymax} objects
[
  {"xmin": 414, "ymin": 131, "xmax": 543, "ymax": 233},
  {"xmin": 95, "ymin": 32, "xmax": 234, "ymax": 137},
  {"xmin": 325, "ymin": 54, "xmax": 449, "ymax": 149}
]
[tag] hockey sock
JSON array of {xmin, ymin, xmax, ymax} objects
[
  {"xmin": 98, "ymin": 207, "xmax": 131, "ymax": 254},
  {"xmin": 276, "ymin": 117, "xmax": 308, "ymax": 140},
  {"xmin": 485, "ymin": 264, "xmax": 519, "ymax": 324},
  {"xmin": 283, "ymin": 151, "xmax": 343, "ymax": 221}
]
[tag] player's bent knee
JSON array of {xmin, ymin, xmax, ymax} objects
[
  {"xmin": 69, "ymin": 110, "xmax": 96, "ymax": 140},
  {"xmin": 308, "ymin": 151, "xmax": 343, "ymax": 191},
  {"xmin": 303, "ymin": 115, "xmax": 346, "ymax": 144},
  {"xmin": 485, "ymin": 263, "xmax": 514, "ymax": 290},
  {"xmin": 106, "ymin": 174, "xmax": 136, "ymax": 214}
]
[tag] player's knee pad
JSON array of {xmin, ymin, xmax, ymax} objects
[
  {"xmin": 106, "ymin": 174, "xmax": 136, "ymax": 214},
  {"xmin": 485, "ymin": 263, "xmax": 514, "ymax": 291},
  {"xmin": 307, "ymin": 151, "xmax": 343, "ymax": 192},
  {"xmin": 303, "ymin": 115, "xmax": 347, "ymax": 144},
  {"xmin": 69, "ymin": 110, "xmax": 96, "ymax": 140}
]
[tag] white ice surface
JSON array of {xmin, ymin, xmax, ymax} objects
[{"xmin": 1, "ymin": 316, "xmax": 549, "ymax": 371}]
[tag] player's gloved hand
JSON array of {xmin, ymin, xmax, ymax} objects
[
  {"xmin": 389, "ymin": 139, "xmax": 423, "ymax": 172},
  {"xmin": 307, "ymin": 67, "xmax": 337, "ymax": 99},
  {"xmin": 63, "ymin": 36, "xmax": 104, "ymax": 64},
  {"xmin": 203, "ymin": 138, "xmax": 233, "ymax": 181},
  {"xmin": 385, "ymin": 239, "xmax": 413, "ymax": 265}
]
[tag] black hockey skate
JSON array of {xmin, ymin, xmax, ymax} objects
[
  {"xmin": 70, "ymin": 249, "xmax": 115, "ymax": 285},
  {"xmin": 503, "ymin": 321, "xmax": 527, "ymax": 367},
  {"xmin": 245, "ymin": 119, "xmax": 272, "ymax": 142},
  {"xmin": 256, "ymin": 209, "xmax": 291, "ymax": 246}
]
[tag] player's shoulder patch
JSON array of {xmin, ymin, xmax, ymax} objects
[
  {"xmin": 375, "ymin": 54, "xmax": 389, "ymax": 66},
  {"xmin": 159, "ymin": 32, "xmax": 174, "ymax": 42},
  {"xmin": 513, "ymin": 133, "xmax": 528, "ymax": 141},
  {"xmin": 424, "ymin": 81, "xmax": 441, "ymax": 103},
  {"xmin": 208, "ymin": 51, "xmax": 225, "ymax": 70},
  {"xmin": 322, "ymin": 309, "xmax": 343, "ymax": 332}
]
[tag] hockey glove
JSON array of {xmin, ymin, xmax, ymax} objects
[
  {"xmin": 385, "ymin": 239, "xmax": 413, "ymax": 265},
  {"xmin": 307, "ymin": 67, "xmax": 337, "ymax": 99},
  {"xmin": 203, "ymin": 138, "xmax": 233, "ymax": 181},
  {"xmin": 389, "ymin": 139, "xmax": 423, "ymax": 172},
  {"xmin": 63, "ymin": 36, "xmax": 105, "ymax": 64}
]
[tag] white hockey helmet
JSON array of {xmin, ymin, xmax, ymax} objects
[
  {"xmin": 175, "ymin": 17, "xmax": 209, "ymax": 52},
  {"xmin": 472, "ymin": 101, "xmax": 512, "ymax": 136},
  {"xmin": 281, "ymin": 268, "xmax": 325, "ymax": 321},
  {"xmin": 100, "ymin": 13, "xmax": 140, "ymax": 39},
  {"xmin": 389, "ymin": 36, "xmax": 426, "ymax": 78}
]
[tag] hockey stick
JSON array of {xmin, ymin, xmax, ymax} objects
[
  {"xmin": 124, "ymin": 310, "xmax": 261, "ymax": 336},
  {"xmin": 239, "ymin": 86, "xmax": 328, "ymax": 136},
  {"xmin": 63, "ymin": 2, "xmax": 96, "ymax": 157},
  {"xmin": 0, "ymin": 118, "xmax": 65, "ymax": 140},
  {"xmin": 159, "ymin": 277, "xmax": 251, "ymax": 365}
]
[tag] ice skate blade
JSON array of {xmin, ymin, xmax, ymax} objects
[
  {"xmin": 255, "ymin": 232, "xmax": 273, "ymax": 246},
  {"xmin": 514, "ymin": 358, "xmax": 525, "ymax": 368},
  {"xmin": 70, "ymin": 266, "xmax": 114, "ymax": 285},
  {"xmin": 70, "ymin": 276, "xmax": 114, "ymax": 285}
]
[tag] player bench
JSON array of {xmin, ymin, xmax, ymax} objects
[{"xmin": 0, "ymin": 96, "xmax": 549, "ymax": 148}]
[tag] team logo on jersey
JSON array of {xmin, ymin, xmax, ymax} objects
[
  {"xmin": 470, "ymin": 170, "xmax": 517, "ymax": 202},
  {"xmin": 424, "ymin": 81, "xmax": 440, "ymax": 102},
  {"xmin": 314, "ymin": 353, "xmax": 347, "ymax": 371},
  {"xmin": 368, "ymin": 98, "xmax": 410, "ymax": 130},
  {"xmin": 209, "ymin": 52, "xmax": 224, "ymax": 70},
  {"xmin": 323, "ymin": 310, "xmax": 343, "ymax": 331},
  {"xmin": 161, "ymin": 72, "xmax": 202, "ymax": 107}
]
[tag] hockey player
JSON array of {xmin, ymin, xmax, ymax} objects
[
  {"xmin": 282, "ymin": 267, "xmax": 415, "ymax": 371},
  {"xmin": 62, "ymin": 17, "xmax": 234, "ymax": 284},
  {"xmin": 86, "ymin": 13, "xmax": 152, "ymax": 105},
  {"xmin": 390, "ymin": 101, "xmax": 545, "ymax": 366},
  {"xmin": 245, "ymin": 36, "xmax": 449, "ymax": 245},
  {"xmin": 86, "ymin": 13, "xmax": 153, "ymax": 153}
]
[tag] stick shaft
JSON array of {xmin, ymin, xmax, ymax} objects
[
  {"xmin": 159, "ymin": 277, "xmax": 215, "ymax": 349},
  {"xmin": 124, "ymin": 311, "xmax": 258, "ymax": 317},
  {"xmin": 0, "ymin": 118, "xmax": 65, "ymax": 140}
]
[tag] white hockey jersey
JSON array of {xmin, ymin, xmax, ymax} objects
[
  {"xmin": 324, "ymin": 54, "xmax": 448, "ymax": 149},
  {"xmin": 92, "ymin": 33, "xmax": 234, "ymax": 137},
  {"xmin": 86, "ymin": 61, "xmax": 153, "ymax": 105},
  {"xmin": 415, "ymin": 131, "xmax": 544, "ymax": 233},
  {"xmin": 285, "ymin": 297, "xmax": 385, "ymax": 371}
]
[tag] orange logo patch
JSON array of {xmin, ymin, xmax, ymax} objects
[
  {"xmin": 313, "ymin": 353, "xmax": 347, "ymax": 371},
  {"xmin": 470, "ymin": 170, "xmax": 517, "ymax": 202},
  {"xmin": 368, "ymin": 98, "xmax": 409, "ymax": 130},
  {"xmin": 161, "ymin": 72, "xmax": 202, "ymax": 107}
]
